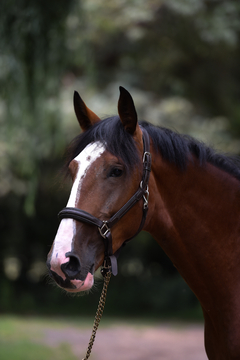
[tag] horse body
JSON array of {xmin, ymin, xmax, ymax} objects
[{"xmin": 47, "ymin": 87, "xmax": 240, "ymax": 359}]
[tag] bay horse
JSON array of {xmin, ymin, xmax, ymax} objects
[{"xmin": 47, "ymin": 87, "xmax": 240, "ymax": 360}]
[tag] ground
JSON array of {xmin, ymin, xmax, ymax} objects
[{"xmin": 41, "ymin": 322, "xmax": 208, "ymax": 360}]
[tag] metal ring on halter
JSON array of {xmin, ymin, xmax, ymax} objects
[{"xmin": 99, "ymin": 221, "xmax": 110, "ymax": 238}]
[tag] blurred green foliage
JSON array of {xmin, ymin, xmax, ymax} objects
[{"xmin": 1, "ymin": 0, "xmax": 240, "ymax": 318}]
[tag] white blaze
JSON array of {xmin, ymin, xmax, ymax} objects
[{"xmin": 50, "ymin": 142, "xmax": 105, "ymax": 271}]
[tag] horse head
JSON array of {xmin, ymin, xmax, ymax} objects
[{"xmin": 47, "ymin": 87, "xmax": 150, "ymax": 292}]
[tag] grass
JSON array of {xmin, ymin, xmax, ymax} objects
[
  {"xmin": 0, "ymin": 341, "xmax": 76, "ymax": 360},
  {"xmin": 0, "ymin": 316, "xmax": 78, "ymax": 360}
]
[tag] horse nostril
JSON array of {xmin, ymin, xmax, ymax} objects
[{"xmin": 61, "ymin": 253, "xmax": 81, "ymax": 280}]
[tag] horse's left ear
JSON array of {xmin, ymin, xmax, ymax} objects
[
  {"xmin": 73, "ymin": 91, "xmax": 100, "ymax": 131},
  {"xmin": 118, "ymin": 86, "xmax": 139, "ymax": 136}
]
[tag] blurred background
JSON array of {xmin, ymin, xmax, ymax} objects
[{"xmin": 1, "ymin": 0, "xmax": 240, "ymax": 321}]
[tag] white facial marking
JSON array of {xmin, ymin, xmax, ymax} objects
[
  {"xmin": 66, "ymin": 142, "xmax": 103, "ymax": 207},
  {"xmin": 50, "ymin": 142, "xmax": 106, "ymax": 279}
]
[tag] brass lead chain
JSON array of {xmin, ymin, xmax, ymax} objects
[{"xmin": 82, "ymin": 270, "xmax": 111, "ymax": 360}]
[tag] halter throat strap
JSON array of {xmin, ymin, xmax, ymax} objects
[{"xmin": 58, "ymin": 127, "xmax": 151, "ymax": 276}]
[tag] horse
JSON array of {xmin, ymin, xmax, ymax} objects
[{"xmin": 47, "ymin": 86, "xmax": 240, "ymax": 360}]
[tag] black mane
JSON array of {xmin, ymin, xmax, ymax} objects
[
  {"xmin": 141, "ymin": 121, "xmax": 240, "ymax": 181},
  {"xmin": 65, "ymin": 116, "xmax": 240, "ymax": 181}
]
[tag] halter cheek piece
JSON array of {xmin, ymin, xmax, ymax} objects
[{"xmin": 58, "ymin": 128, "xmax": 152, "ymax": 277}]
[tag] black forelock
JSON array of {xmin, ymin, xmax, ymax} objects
[{"xmin": 65, "ymin": 116, "xmax": 141, "ymax": 171}]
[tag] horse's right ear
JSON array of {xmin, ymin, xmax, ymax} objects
[{"xmin": 73, "ymin": 91, "xmax": 100, "ymax": 131}]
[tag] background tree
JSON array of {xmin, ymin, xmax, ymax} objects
[{"xmin": 1, "ymin": 0, "xmax": 240, "ymax": 317}]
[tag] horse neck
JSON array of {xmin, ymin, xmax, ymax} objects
[{"xmin": 147, "ymin": 155, "xmax": 240, "ymax": 313}]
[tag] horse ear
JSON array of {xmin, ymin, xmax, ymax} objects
[
  {"xmin": 73, "ymin": 91, "xmax": 100, "ymax": 131},
  {"xmin": 118, "ymin": 86, "xmax": 138, "ymax": 135}
]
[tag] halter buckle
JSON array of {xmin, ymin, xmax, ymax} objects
[
  {"xmin": 140, "ymin": 181, "xmax": 149, "ymax": 209},
  {"xmin": 99, "ymin": 221, "xmax": 110, "ymax": 238},
  {"xmin": 143, "ymin": 151, "xmax": 151, "ymax": 169}
]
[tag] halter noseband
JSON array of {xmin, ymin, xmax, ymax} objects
[{"xmin": 58, "ymin": 127, "xmax": 152, "ymax": 276}]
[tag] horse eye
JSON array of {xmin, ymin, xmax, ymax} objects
[{"xmin": 109, "ymin": 168, "xmax": 123, "ymax": 177}]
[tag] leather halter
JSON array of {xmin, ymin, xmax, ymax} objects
[{"xmin": 58, "ymin": 127, "xmax": 152, "ymax": 276}]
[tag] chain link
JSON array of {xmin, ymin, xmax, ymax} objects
[{"xmin": 82, "ymin": 270, "xmax": 111, "ymax": 360}]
